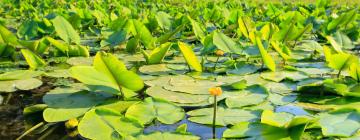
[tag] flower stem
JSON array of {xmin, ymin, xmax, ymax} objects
[
  {"xmin": 213, "ymin": 56, "xmax": 220, "ymax": 70},
  {"xmin": 212, "ymin": 95, "xmax": 217, "ymax": 139},
  {"xmin": 337, "ymin": 70, "xmax": 342, "ymax": 78}
]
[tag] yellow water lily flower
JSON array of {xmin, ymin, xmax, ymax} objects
[
  {"xmin": 209, "ymin": 87, "xmax": 222, "ymax": 96},
  {"xmin": 65, "ymin": 118, "xmax": 79, "ymax": 129}
]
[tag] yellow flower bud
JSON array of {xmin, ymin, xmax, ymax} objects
[
  {"xmin": 68, "ymin": 130, "xmax": 79, "ymax": 137},
  {"xmin": 209, "ymin": 87, "xmax": 222, "ymax": 96},
  {"xmin": 215, "ymin": 50, "xmax": 225, "ymax": 56},
  {"xmin": 65, "ymin": 118, "xmax": 79, "ymax": 129}
]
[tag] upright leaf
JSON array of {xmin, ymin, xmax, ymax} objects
[
  {"xmin": 52, "ymin": 15, "xmax": 81, "ymax": 45},
  {"xmin": 142, "ymin": 42, "xmax": 171, "ymax": 64},
  {"xmin": 156, "ymin": 11, "xmax": 172, "ymax": 30},
  {"xmin": 327, "ymin": 9, "xmax": 357, "ymax": 31},
  {"xmin": 270, "ymin": 41, "xmax": 291, "ymax": 61},
  {"xmin": 328, "ymin": 53, "xmax": 358, "ymax": 72},
  {"xmin": 70, "ymin": 52, "xmax": 144, "ymax": 93},
  {"xmin": 238, "ymin": 16, "xmax": 255, "ymax": 38},
  {"xmin": 157, "ymin": 24, "xmax": 184, "ymax": 44},
  {"xmin": 188, "ymin": 16, "xmax": 206, "ymax": 41},
  {"xmin": 213, "ymin": 31, "xmax": 242, "ymax": 54},
  {"xmin": 349, "ymin": 63, "xmax": 360, "ymax": 82},
  {"xmin": 177, "ymin": 42, "xmax": 202, "ymax": 72},
  {"xmin": 256, "ymin": 34, "xmax": 276, "ymax": 71},
  {"xmin": 132, "ymin": 20, "xmax": 155, "ymax": 49},
  {"xmin": 21, "ymin": 49, "xmax": 46, "ymax": 69},
  {"xmin": 327, "ymin": 32, "xmax": 354, "ymax": 50},
  {"xmin": 17, "ymin": 19, "xmax": 38, "ymax": 40},
  {"xmin": 0, "ymin": 24, "xmax": 18, "ymax": 45}
]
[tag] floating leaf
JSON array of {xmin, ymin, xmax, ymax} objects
[
  {"xmin": 187, "ymin": 107, "xmax": 260, "ymax": 126},
  {"xmin": 226, "ymin": 85, "xmax": 269, "ymax": 108},
  {"xmin": 261, "ymin": 110, "xmax": 294, "ymax": 128},
  {"xmin": 78, "ymin": 109, "xmax": 143, "ymax": 140},
  {"xmin": 318, "ymin": 110, "xmax": 360, "ymax": 137},
  {"xmin": 43, "ymin": 88, "xmax": 103, "ymax": 122},
  {"xmin": 125, "ymin": 97, "xmax": 185, "ymax": 125},
  {"xmin": 135, "ymin": 131, "xmax": 199, "ymax": 140},
  {"xmin": 145, "ymin": 86, "xmax": 209, "ymax": 104}
]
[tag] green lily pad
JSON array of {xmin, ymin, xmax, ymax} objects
[
  {"xmin": 298, "ymin": 67, "xmax": 331, "ymax": 75},
  {"xmin": 78, "ymin": 108, "xmax": 143, "ymax": 140},
  {"xmin": 139, "ymin": 64, "xmax": 183, "ymax": 75},
  {"xmin": 0, "ymin": 78, "xmax": 43, "ymax": 92},
  {"xmin": 226, "ymin": 85, "xmax": 269, "ymax": 108},
  {"xmin": 146, "ymin": 86, "xmax": 209, "ymax": 104},
  {"xmin": 187, "ymin": 107, "xmax": 260, "ymax": 126},
  {"xmin": 260, "ymin": 72, "xmax": 286, "ymax": 82},
  {"xmin": 45, "ymin": 69, "xmax": 70, "ymax": 78},
  {"xmin": 66, "ymin": 57, "xmax": 94, "ymax": 66},
  {"xmin": 265, "ymin": 82, "xmax": 296, "ymax": 94},
  {"xmin": 125, "ymin": 97, "xmax": 185, "ymax": 125},
  {"xmin": 243, "ymin": 101, "xmax": 275, "ymax": 111},
  {"xmin": 134, "ymin": 131, "xmax": 200, "ymax": 140},
  {"xmin": 227, "ymin": 64, "xmax": 259, "ymax": 75},
  {"xmin": 224, "ymin": 112, "xmax": 311, "ymax": 139},
  {"xmin": 164, "ymin": 79, "xmax": 222, "ymax": 95},
  {"xmin": 318, "ymin": 110, "xmax": 360, "ymax": 137},
  {"xmin": 0, "ymin": 70, "xmax": 43, "ymax": 80},
  {"xmin": 144, "ymin": 75, "xmax": 195, "ymax": 87},
  {"xmin": 261, "ymin": 110, "xmax": 294, "ymax": 128},
  {"xmin": 269, "ymin": 93, "xmax": 297, "ymax": 105},
  {"xmin": 42, "ymin": 87, "xmax": 105, "ymax": 122},
  {"xmin": 223, "ymin": 122, "xmax": 289, "ymax": 139}
]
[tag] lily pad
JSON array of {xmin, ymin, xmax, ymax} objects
[
  {"xmin": 223, "ymin": 122, "xmax": 289, "ymax": 139},
  {"xmin": 187, "ymin": 107, "xmax": 260, "ymax": 126},
  {"xmin": 0, "ymin": 78, "xmax": 43, "ymax": 92},
  {"xmin": 139, "ymin": 64, "xmax": 182, "ymax": 75},
  {"xmin": 66, "ymin": 57, "xmax": 93, "ymax": 66},
  {"xmin": 318, "ymin": 110, "xmax": 360, "ymax": 137},
  {"xmin": 78, "ymin": 108, "xmax": 143, "ymax": 140},
  {"xmin": 125, "ymin": 97, "xmax": 185, "ymax": 125},
  {"xmin": 42, "ymin": 87, "xmax": 105, "ymax": 122},
  {"xmin": 164, "ymin": 79, "xmax": 222, "ymax": 95},
  {"xmin": 227, "ymin": 64, "xmax": 259, "ymax": 75},
  {"xmin": 135, "ymin": 131, "xmax": 200, "ymax": 140},
  {"xmin": 0, "ymin": 70, "xmax": 43, "ymax": 80},
  {"xmin": 269, "ymin": 93, "xmax": 297, "ymax": 105},
  {"xmin": 226, "ymin": 85, "xmax": 269, "ymax": 108},
  {"xmin": 146, "ymin": 86, "xmax": 209, "ymax": 104},
  {"xmin": 45, "ymin": 69, "xmax": 70, "ymax": 78}
]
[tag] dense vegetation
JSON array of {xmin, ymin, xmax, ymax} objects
[{"xmin": 0, "ymin": 0, "xmax": 360, "ymax": 139}]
